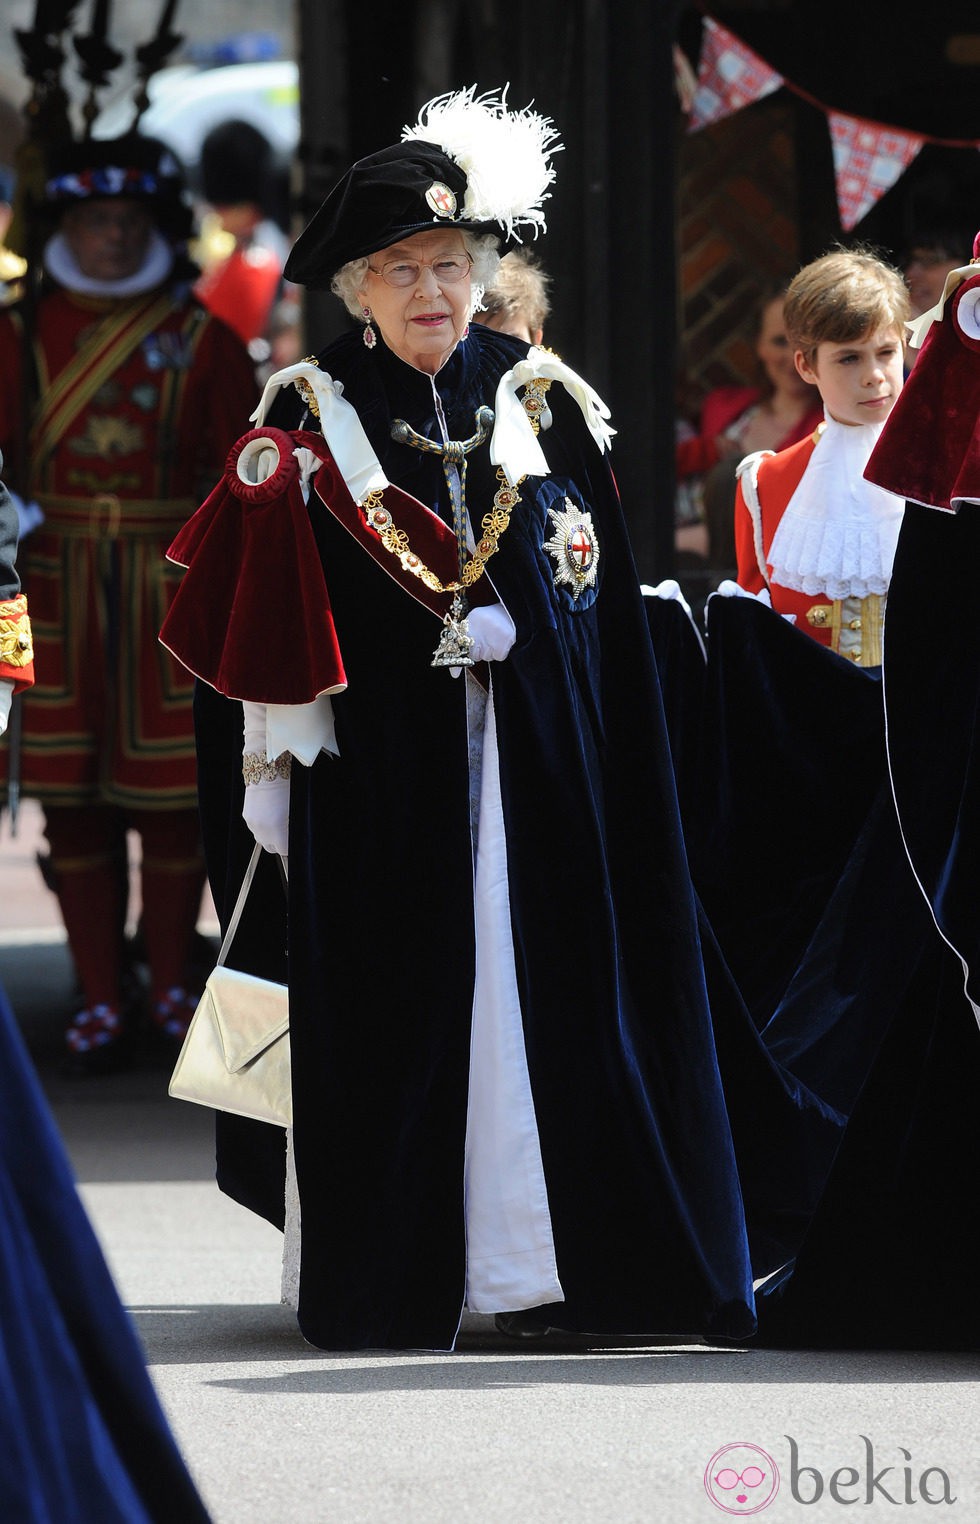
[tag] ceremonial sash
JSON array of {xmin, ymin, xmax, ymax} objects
[
  {"xmin": 29, "ymin": 289, "xmax": 178, "ymax": 470},
  {"xmin": 312, "ymin": 451, "xmax": 498, "ymax": 620}
]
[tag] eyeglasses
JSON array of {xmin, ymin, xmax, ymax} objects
[{"xmin": 367, "ymin": 254, "xmax": 473, "ymax": 288}]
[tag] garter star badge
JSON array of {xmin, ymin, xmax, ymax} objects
[
  {"xmin": 543, "ymin": 498, "xmax": 600, "ymax": 600},
  {"xmin": 425, "ymin": 181, "xmax": 458, "ymax": 218}
]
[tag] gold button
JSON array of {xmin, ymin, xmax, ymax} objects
[
  {"xmin": 848, "ymin": 649, "xmax": 861, "ymax": 662},
  {"xmin": 847, "ymin": 617, "xmax": 862, "ymax": 630}
]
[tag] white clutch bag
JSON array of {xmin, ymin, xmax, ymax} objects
[{"xmin": 169, "ymin": 843, "xmax": 291, "ymax": 1127}]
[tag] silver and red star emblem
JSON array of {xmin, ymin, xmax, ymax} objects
[{"xmin": 543, "ymin": 498, "xmax": 600, "ymax": 600}]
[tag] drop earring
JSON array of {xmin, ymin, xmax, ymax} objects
[{"xmin": 362, "ymin": 307, "xmax": 377, "ymax": 349}]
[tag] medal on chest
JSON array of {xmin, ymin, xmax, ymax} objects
[{"xmin": 543, "ymin": 499, "xmax": 600, "ymax": 600}]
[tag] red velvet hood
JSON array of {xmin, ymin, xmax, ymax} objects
[
  {"xmin": 161, "ymin": 427, "xmax": 347, "ymax": 704},
  {"xmin": 865, "ymin": 272, "xmax": 980, "ymax": 513}
]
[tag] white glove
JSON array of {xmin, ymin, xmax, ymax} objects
[
  {"xmin": 0, "ymin": 678, "xmax": 13, "ymax": 736},
  {"xmin": 242, "ymin": 699, "xmax": 290, "ymax": 855},
  {"xmin": 714, "ymin": 580, "xmax": 772, "ymax": 606},
  {"xmin": 243, "ymin": 777, "xmax": 290, "ymax": 855},
  {"xmin": 641, "ymin": 579, "xmax": 693, "ymax": 616},
  {"xmin": 467, "ymin": 601, "xmax": 516, "ymax": 662},
  {"xmin": 451, "ymin": 602, "xmax": 517, "ymax": 677}
]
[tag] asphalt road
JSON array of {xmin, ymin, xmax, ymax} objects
[{"xmin": 2, "ymin": 803, "xmax": 978, "ymax": 1523}]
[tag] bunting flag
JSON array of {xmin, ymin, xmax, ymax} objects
[
  {"xmin": 687, "ymin": 17, "xmax": 783, "ymax": 133},
  {"xmin": 683, "ymin": 12, "xmax": 962, "ymax": 230},
  {"xmin": 829, "ymin": 113, "xmax": 925, "ymax": 231}
]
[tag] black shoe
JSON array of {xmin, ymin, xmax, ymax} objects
[{"xmin": 494, "ymin": 1310, "xmax": 561, "ymax": 1341}]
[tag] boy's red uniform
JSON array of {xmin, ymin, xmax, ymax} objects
[{"xmin": 734, "ymin": 425, "xmax": 885, "ymax": 667}]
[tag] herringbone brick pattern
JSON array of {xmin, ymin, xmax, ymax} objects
[{"xmin": 678, "ymin": 98, "xmax": 801, "ymax": 407}]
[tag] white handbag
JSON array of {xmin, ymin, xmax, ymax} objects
[{"xmin": 169, "ymin": 843, "xmax": 291, "ymax": 1126}]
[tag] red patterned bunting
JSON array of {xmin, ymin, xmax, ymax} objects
[
  {"xmin": 687, "ymin": 17, "xmax": 783, "ymax": 133},
  {"xmin": 829, "ymin": 113, "xmax": 924, "ymax": 231},
  {"xmin": 684, "ymin": 13, "xmax": 953, "ymax": 229}
]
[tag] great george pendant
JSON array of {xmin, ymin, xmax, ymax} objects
[{"xmin": 431, "ymin": 593, "xmax": 475, "ymax": 668}]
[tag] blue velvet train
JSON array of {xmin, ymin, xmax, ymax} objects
[{"xmin": 0, "ymin": 982, "xmax": 210, "ymax": 1521}]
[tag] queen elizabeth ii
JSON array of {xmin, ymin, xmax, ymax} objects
[{"xmin": 162, "ymin": 88, "xmax": 756, "ymax": 1351}]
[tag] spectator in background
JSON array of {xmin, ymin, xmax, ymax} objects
[
  {"xmin": 901, "ymin": 234, "xmax": 965, "ymax": 319},
  {"xmin": 478, "ymin": 247, "xmax": 551, "ymax": 345},
  {"xmin": 900, "ymin": 232, "xmax": 969, "ymax": 374},
  {"xmin": 194, "ymin": 118, "xmax": 292, "ymax": 351},
  {"xmin": 254, "ymin": 294, "xmax": 304, "ymax": 386},
  {"xmin": 679, "ymin": 286, "xmax": 824, "ymax": 583}
]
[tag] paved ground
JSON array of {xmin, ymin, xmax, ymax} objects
[{"xmin": 3, "ymin": 801, "xmax": 980, "ymax": 1522}]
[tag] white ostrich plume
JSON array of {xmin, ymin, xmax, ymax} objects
[{"xmin": 402, "ymin": 86, "xmax": 562, "ymax": 240}]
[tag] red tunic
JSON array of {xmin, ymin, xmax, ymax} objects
[
  {"xmin": 733, "ymin": 429, "xmax": 839, "ymax": 646},
  {"xmin": 0, "ymin": 286, "xmax": 257, "ymax": 808},
  {"xmin": 195, "ymin": 243, "xmax": 282, "ymax": 346}
]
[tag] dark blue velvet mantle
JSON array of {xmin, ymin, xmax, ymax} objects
[{"xmin": 196, "ymin": 325, "xmax": 758, "ymax": 1350}]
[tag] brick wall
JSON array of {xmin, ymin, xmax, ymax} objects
[{"xmin": 678, "ymin": 97, "xmax": 801, "ymax": 410}]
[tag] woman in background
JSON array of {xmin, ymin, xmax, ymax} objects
[{"xmin": 678, "ymin": 287, "xmax": 823, "ymax": 582}]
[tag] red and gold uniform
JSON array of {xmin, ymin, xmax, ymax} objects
[
  {"xmin": 734, "ymin": 424, "xmax": 899, "ymax": 668},
  {"xmin": 0, "ymin": 286, "xmax": 255, "ymax": 804}
]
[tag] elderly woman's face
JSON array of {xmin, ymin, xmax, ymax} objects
[{"xmin": 357, "ymin": 228, "xmax": 472, "ymax": 374}]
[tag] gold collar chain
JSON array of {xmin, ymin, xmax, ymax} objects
[
  {"xmin": 358, "ymin": 376, "xmax": 552, "ymax": 594},
  {"xmin": 292, "ymin": 356, "xmax": 552, "ymax": 600},
  {"xmin": 360, "ymin": 467, "xmax": 520, "ymax": 595}
]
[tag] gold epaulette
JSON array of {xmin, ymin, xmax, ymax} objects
[
  {"xmin": 520, "ymin": 375, "xmax": 552, "ymax": 435},
  {"xmin": 0, "ymin": 593, "xmax": 34, "ymax": 668}
]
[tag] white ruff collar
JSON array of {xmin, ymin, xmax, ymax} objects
[
  {"xmin": 767, "ymin": 413, "xmax": 904, "ymax": 600},
  {"xmin": 43, "ymin": 229, "xmax": 174, "ymax": 298}
]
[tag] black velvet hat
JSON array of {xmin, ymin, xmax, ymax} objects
[
  {"xmin": 284, "ymin": 141, "xmax": 477, "ymax": 290},
  {"xmin": 284, "ymin": 87, "xmax": 561, "ymax": 291}
]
